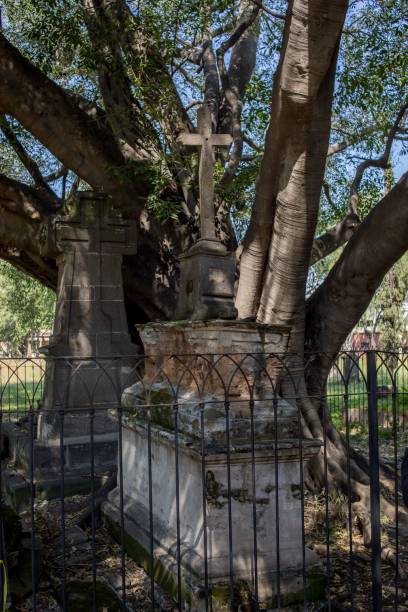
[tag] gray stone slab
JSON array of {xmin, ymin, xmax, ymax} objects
[{"xmin": 105, "ymin": 321, "xmax": 323, "ymax": 607}]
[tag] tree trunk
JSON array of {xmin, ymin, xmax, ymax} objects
[{"xmin": 236, "ymin": 0, "xmax": 349, "ymax": 328}]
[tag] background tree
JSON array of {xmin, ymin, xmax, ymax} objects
[
  {"xmin": 0, "ymin": 0, "xmax": 407, "ymax": 541},
  {"xmin": 0, "ymin": 261, "xmax": 55, "ymax": 354}
]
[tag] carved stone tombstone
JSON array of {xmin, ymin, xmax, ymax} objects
[
  {"xmin": 4, "ymin": 192, "xmax": 139, "ymax": 502},
  {"xmin": 102, "ymin": 109, "xmax": 323, "ymax": 607},
  {"xmin": 47, "ymin": 190, "xmax": 137, "ymax": 359},
  {"xmin": 176, "ymin": 104, "xmax": 237, "ymax": 320},
  {"xmin": 38, "ymin": 191, "xmax": 138, "ymax": 462}
]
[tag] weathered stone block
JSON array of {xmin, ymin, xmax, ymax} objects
[
  {"xmin": 103, "ymin": 321, "xmax": 323, "ymax": 608},
  {"xmin": 176, "ymin": 240, "xmax": 237, "ymax": 321},
  {"xmin": 104, "ymin": 417, "xmax": 321, "ymax": 608},
  {"xmin": 4, "ymin": 192, "xmax": 139, "ymax": 505}
]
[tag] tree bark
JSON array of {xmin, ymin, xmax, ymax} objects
[
  {"xmin": 236, "ymin": 0, "xmax": 349, "ymax": 324},
  {"xmin": 310, "ymin": 211, "xmax": 360, "ymax": 264}
]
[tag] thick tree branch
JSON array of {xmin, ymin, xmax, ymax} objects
[
  {"xmin": 237, "ymin": 0, "xmax": 348, "ymax": 327},
  {"xmin": 0, "ymin": 173, "xmax": 60, "ymax": 219},
  {"xmin": 0, "ymin": 245, "xmax": 57, "ymax": 291},
  {"xmin": 306, "ymin": 173, "xmax": 408, "ymax": 391},
  {"xmin": 311, "ymin": 102, "xmax": 408, "ymax": 264},
  {"xmin": 112, "ymin": 0, "xmax": 193, "ymax": 143},
  {"xmin": 202, "ymin": 33, "xmax": 220, "ymax": 121},
  {"xmin": 44, "ymin": 165, "xmax": 68, "ymax": 183},
  {"xmin": 82, "ymin": 0, "xmax": 162, "ymax": 160},
  {"xmin": 216, "ymin": 5, "xmax": 260, "ymax": 73},
  {"xmin": 310, "ymin": 213, "xmax": 360, "ymax": 264},
  {"xmin": 248, "ymin": 0, "xmax": 286, "ymax": 20},
  {"xmin": 218, "ymin": 1, "xmax": 261, "ymax": 185},
  {"xmin": 0, "ymin": 32, "xmax": 137, "ymax": 196},
  {"xmin": 0, "ymin": 204, "xmax": 48, "ymax": 255},
  {"xmin": 0, "ymin": 116, "xmax": 55, "ymax": 195}
]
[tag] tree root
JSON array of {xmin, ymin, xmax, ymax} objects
[
  {"xmin": 73, "ymin": 469, "xmax": 117, "ymax": 528},
  {"xmin": 299, "ymin": 392, "xmax": 408, "ymax": 579}
]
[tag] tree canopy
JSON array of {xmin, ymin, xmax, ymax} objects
[
  {"xmin": 0, "ymin": 0, "xmax": 406, "ymax": 350},
  {"xmin": 0, "ymin": 260, "xmax": 54, "ymax": 353},
  {"xmin": 0, "ymin": 0, "xmax": 407, "ymax": 536}
]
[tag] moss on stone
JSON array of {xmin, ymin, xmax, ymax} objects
[
  {"xmin": 104, "ymin": 513, "xmax": 192, "ymax": 605},
  {"xmin": 104, "ymin": 509, "xmax": 325, "ymax": 610}
]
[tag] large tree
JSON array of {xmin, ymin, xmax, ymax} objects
[{"xmin": 0, "ymin": 0, "xmax": 407, "ymax": 538}]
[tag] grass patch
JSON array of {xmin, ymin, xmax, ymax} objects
[{"xmin": 0, "ymin": 359, "xmax": 45, "ymax": 415}]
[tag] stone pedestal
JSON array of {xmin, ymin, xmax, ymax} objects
[
  {"xmin": 103, "ymin": 321, "xmax": 323, "ymax": 608},
  {"xmin": 175, "ymin": 240, "xmax": 237, "ymax": 321},
  {"xmin": 2, "ymin": 192, "xmax": 139, "ymax": 505}
]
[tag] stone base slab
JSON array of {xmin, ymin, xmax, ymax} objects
[
  {"xmin": 175, "ymin": 241, "xmax": 237, "ymax": 321},
  {"xmin": 2, "ymin": 467, "xmax": 113, "ymax": 513},
  {"xmin": 103, "ymin": 492, "xmax": 324, "ymax": 610},
  {"xmin": 102, "ymin": 418, "xmax": 322, "ymax": 608},
  {"xmin": 3, "ymin": 423, "xmax": 117, "ymax": 474},
  {"xmin": 1, "ymin": 422, "xmax": 117, "ymax": 510}
]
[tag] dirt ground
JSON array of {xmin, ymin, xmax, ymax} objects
[{"xmin": 9, "ymin": 433, "xmax": 408, "ymax": 611}]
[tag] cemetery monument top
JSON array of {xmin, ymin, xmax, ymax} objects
[
  {"xmin": 176, "ymin": 104, "xmax": 237, "ymax": 320},
  {"xmin": 46, "ymin": 190, "xmax": 137, "ymax": 357}
]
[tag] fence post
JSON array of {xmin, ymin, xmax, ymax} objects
[{"xmin": 367, "ymin": 350, "xmax": 383, "ymax": 611}]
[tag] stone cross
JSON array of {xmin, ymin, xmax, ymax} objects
[
  {"xmin": 47, "ymin": 191, "xmax": 137, "ymax": 358},
  {"xmin": 178, "ymin": 104, "xmax": 232, "ymax": 242},
  {"xmin": 38, "ymin": 191, "xmax": 138, "ymax": 444},
  {"xmin": 175, "ymin": 106, "xmax": 237, "ymax": 320},
  {"xmin": 29, "ymin": 192, "xmax": 141, "ymax": 489}
]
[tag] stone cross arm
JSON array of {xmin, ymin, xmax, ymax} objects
[
  {"xmin": 177, "ymin": 105, "xmax": 233, "ymax": 242},
  {"xmin": 49, "ymin": 192, "xmax": 137, "ymax": 256},
  {"xmin": 178, "ymin": 133, "xmax": 233, "ymax": 148}
]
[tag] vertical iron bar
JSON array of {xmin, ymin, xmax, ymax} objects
[
  {"xmin": 90, "ymin": 408, "xmax": 97, "ymax": 611},
  {"xmin": 16, "ymin": 361, "xmax": 19, "ymax": 418},
  {"xmin": 118, "ymin": 403, "xmax": 127, "ymax": 609},
  {"xmin": 24, "ymin": 360, "xmax": 27, "ymax": 414},
  {"xmin": 59, "ymin": 405, "xmax": 67, "ymax": 610},
  {"xmin": 29, "ymin": 407, "xmax": 37, "ymax": 612},
  {"xmin": 367, "ymin": 351, "xmax": 383, "ymax": 611},
  {"xmin": 392, "ymin": 385, "xmax": 399, "ymax": 610},
  {"xmin": 225, "ymin": 399, "xmax": 234, "ymax": 610},
  {"xmin": 0, "ymin": 406, "xmax": 8, "ymax": 611},
  {"xmin": 322, "ymin": 400, "xmax": 331, "ymax": 610},
  {"xmin": 343, "ymin": 390, "xmax": 355, "ymax": 608},
  {"xmin": 249, "ymin": 398, "xmax": 259, "ymax": 610},
  {"xmin": 297, "ymin": 399, "xmax": 307, "ymax": 611},
  {"xmin": 147, "ymin": 406, "xmax": 155, "ymax": 610},
  {"xmin": 7, "ymin": 364, "xmax": 11, "ymax": 420},
  {"xmin": 273, "ymin": 394, "xmax": 281, "ymax": 610},
  {"xmin": 200, "ymin": 402, "xmax": 210, "ymax": 612},
  {"xmin": 174, "ymin": 403, "xmax": 182, "ymax": 609},
  {"xmin": 32, "ymin": 363, "xmax": 35, "ymax": 409}
]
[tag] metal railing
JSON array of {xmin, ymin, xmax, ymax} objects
[{"xmin": 0, "ymin": 351, "xmax": 406, "ymax": 611}]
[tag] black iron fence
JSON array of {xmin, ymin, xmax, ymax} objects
[{"xmin": 0, "ymin": 351, "xmax": 407, "ymax": 610}]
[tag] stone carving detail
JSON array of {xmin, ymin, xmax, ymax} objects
[
  {"xmin": 38, "ymin": 191, "xmax": 138, "ymax": 451},
  {"xmin": 47, "ymin": 190, "xmax": 137, "ymax": 358}
]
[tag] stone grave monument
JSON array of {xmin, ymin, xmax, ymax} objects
[
  {"xmin": 103, "ymin": 105, "xmax": 323, "ymax": 608},
  {"xmin": 176, "ymin": 104, "xmax": 236, "ymax": 321},
  {"xmin": 3, "ymin": 191, "xmax": 139, "ymax": 505}
]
